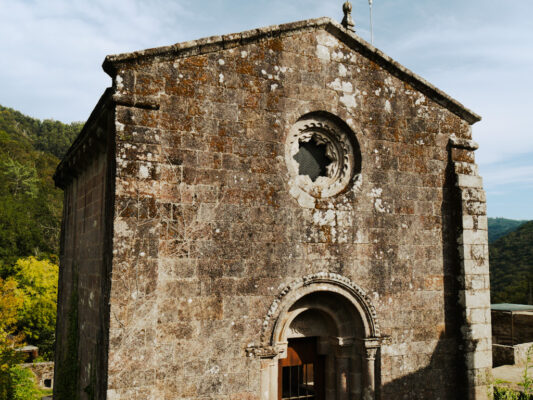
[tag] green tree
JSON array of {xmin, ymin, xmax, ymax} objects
[
  {"xmin": 6, "ymin": 365, "xmax": 41, "ymax": 400},
  {"xmin": 12, "ymin": 257, "xmax": 58, "ymax": 360},
  {"xmin": 0, "ymin": 131, "xmax": 65, "ymax": 268},
  {"xmin": 0, "ymin": 270, "xmax": 54, "ymax": 399},
  {"xmin": 0, "ymin": 159, "xmax": 39, "ymax": 198},
  {"xmin": 490, "ymin": 220, "xmax": 533, "ymax": 304},
  {"xmin": 0, "ymin": 105, "xmax": 82, "ymax": 159},
  {"xmin": 0, "ymin": 104, "xmax": 82, "ymax": 268},
  {"xmin": 0, "ymin": 277, "xmax": 25, "ymax": 399}
]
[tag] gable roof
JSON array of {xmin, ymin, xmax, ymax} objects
[{"xmin": 103, "ymin": 17, "xmax": 480, "ymax": 124}]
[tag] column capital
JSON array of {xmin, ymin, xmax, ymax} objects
[
  {"xmin": 364, "ymin": 347, "xmax": 378, "ymax": 361},
  {"xmin": 246, "ymin": 344, "xmax": 285, "ymax": 359}
]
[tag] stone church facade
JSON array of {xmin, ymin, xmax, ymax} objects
[{"xmin": 53, "ymin": 10, "xmax": 492, "ymax": 400}]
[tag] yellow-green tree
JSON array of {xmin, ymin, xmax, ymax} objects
[
  {"xmin": 0, "ymin": 277, "xmax": 25, "ymax": 398},
  {"xmin": 12, "ymin": 257, "xmax": 58, "ymax": 360}
]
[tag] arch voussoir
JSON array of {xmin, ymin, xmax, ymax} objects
[{"xmin": 260, "ymin": 272, "xmax": 381, "ymax": 347}]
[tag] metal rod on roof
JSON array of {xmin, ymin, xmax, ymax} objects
[{"xmin": 369, "ymin": 0, "xmax": 374, "ymax": 45}]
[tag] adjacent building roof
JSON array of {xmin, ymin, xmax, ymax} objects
[{"xmin": 491, "ymin": 304, "xmax": 533, "ymax": 312}]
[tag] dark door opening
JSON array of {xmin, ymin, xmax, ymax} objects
[{"xmin": 279, "ymin": 337, "xmax": 325, "ymax": 400}]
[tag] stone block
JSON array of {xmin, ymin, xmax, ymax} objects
[
  {"xmin": 457, "ymin": 174, "xmax": 483, "ymax": 188},
  {"xmin": 464, "ymin": 289, "xmax": 491, "ymax": 308},
  {"xmin": 459, "ymin": 229, "xmax": 488, "ymax": 245},
  {"xmin": 465, "ymin": 349, "xmax": 493, "ymax": 369}
]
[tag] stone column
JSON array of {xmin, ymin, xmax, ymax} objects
[
  {"xmin": 362, "ymin": 347, "xmax": 377, "ymax": 400},
  {"xmin": 251, "ymin": 345, "xmax": 283, "ymax": 400},
  {"xmin": 349, "ymin": 354, "xmax": 362, "ymax": 399},
  {"xmin": 259, "ymin": 358, "xmax": 278, "ymax": 400},
  {"xmin": 336, "ymin": 356, "xmax": 350, "ymax": 400},
  {"xmin": 318, "ymin": 338, "xmax": 336, "ymax": 400},
  {"xmin": 325, "ymin": 353, "xmax": 336, "ymax": 400},
  {"xmin": 450, "ymin": 136, "xmax": 493, "ymax": 400}
]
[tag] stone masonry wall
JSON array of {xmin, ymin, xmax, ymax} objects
[
  {"xmin": 54, "ymin": 107, "xmax": 114, "ymax": 400},
  {"xmin": 451, "ymin": 136, "xmax": 493, "ymax": 399},
  {"xmin": 23, "ymin": 362, "xmax": 54, "ymax": 389},
  {"xmin": 106, "ymin": 28, "xmax": 484, "ymax": 399},
  {"xmin": 492, "ymin": 310, "xmax": 533, "ymax": 345}
]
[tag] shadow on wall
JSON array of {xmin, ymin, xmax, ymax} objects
[
  {"xmin": 380, "ymin": 333, "xmax": 466, "ymax": 399},
  {"xmin": 378, "ymin": 146, "xmax": 469, "ymax": 399}
]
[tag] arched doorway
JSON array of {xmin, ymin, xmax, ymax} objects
[
  {"xmin": 279, "ymin": 336, "xmax": 324, "ymax": 400},
  {"xmin": 257, "ymin": 273, "xmax": 382, "ymax": 400}
]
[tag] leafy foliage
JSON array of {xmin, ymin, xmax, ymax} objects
[
  {"xmin": 0, "ymin": 105, "xmax": 81, "ymax": 269},
  {"xmin": 0, "ymin": 105, "xmax": 83, "ymax": 159},
  {"xmin": 1, "ymin": 159, "xmax": 39, "ymax": 199},
  {"xmin": 0, "ymin": 104, "xmax": 79, "ymax": 366},
  {"xmin": 12, "ymin": 257, "xmax": 58, "ymax": 360},
  {"xmin": 490, "ymin": 221, "xmax": 533, "ymax": 304},
  {"xmin": 493, "ymin": 385, "xmax": 530, "ymax": 400},
  {"xmin": 0, "ymin": 260, "xmax": 58, "ymax": 397},
  {"xmin": 5, "ymin": 365, "xmax": 41, "ymax": 400},
  {"xmin": 489, "ymin": 217, "xmax": 528, "ymax": 244},
  {"xmin": 492, "ymin": 346, "xmax": 533, "ymax": 399},
  {"xmin": 0, "ymin": 277, "xmax": 25, "ymax": 399}
]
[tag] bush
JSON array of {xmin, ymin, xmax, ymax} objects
[
  {"xmin": 493, "ymin": 385, "xmax": 532, "ymax": 399},
  {"xmin": 6, "ymin": 365, "xmax": 40, "ymax": 400}
]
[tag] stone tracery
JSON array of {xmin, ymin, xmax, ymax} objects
[{"xmin": 286, "ymin": 113, "xmax": 361, "ymax": 201}]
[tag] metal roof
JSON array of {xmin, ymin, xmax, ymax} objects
[{"xmin": 491, "ymin": 303, "xmax": 533, "ymax": 312}]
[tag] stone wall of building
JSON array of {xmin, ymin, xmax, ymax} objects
[
  {"xmin": 492, "ymin": 310, "xmax": 533, "ymax": 346},
  {"xmin": 451, "ymin": 137, "xmax": 493, "ymax": 398},
  {"xmin": 54, "ymin": 98, "xmax": 115, "ymax": 400},
  {"xmin": 493, "ymin": 342, "xmax": 533, "ymax": 368},
  {"xmin": 23, "ymin": 362, "xmax": 55, "ymax": 389},
  {"xmin": 102, "ymin": 24, "xmax": 489, "ymax": 399}
]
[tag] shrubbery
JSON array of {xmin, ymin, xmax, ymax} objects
[{"xmin": 5, "ymin": 365, "xmax": 41, "ymax": 400}]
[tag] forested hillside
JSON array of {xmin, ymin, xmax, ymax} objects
[
  {"xmin": 488, "ymin": 217, "xmax": 528, "ymax": 243},
  {"xmin": 0, "ymin": 105, "xmax": 83, "ymax": 159},
  {"xmin": 0, "ymin": 104, "xmax": 81, "ymax": 363},
  {"xmin": 490, "ymin": 220, "xmax": 533, "ymax": 304},
  {"xmin": 0, "ymin": 105, "xmax": 82, "ymax": 267}
]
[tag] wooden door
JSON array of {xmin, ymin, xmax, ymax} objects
[{"xmin": 279, "ymin": 337, "xmax": 324, "ymax": 400}]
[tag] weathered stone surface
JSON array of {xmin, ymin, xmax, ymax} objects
[
  {"xmin": 54, "ymin": 15, "xmax": 490, "ymax": 400},
  {"xmin": 22, "ymin": 362, "xmax": 54, "ymax": 389}
]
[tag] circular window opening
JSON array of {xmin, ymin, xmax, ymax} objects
[
  {"xmin": 286, "ymin": 113, "xmax": 361, "ymax": 201},
  {"xmin": 293, "ymin": 136, "xmax": 333, "ymax": 182}
]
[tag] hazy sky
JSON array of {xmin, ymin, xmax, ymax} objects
[{"xmin": 0, "ymin": 0, "xmax": 531, "ymax": 219}]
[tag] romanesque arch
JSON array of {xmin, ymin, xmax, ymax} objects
[{"xmin": 253, "ymin": 273, "xmax": 383, "ymax": 400}]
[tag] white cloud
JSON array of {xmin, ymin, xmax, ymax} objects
[
  {"xmin": 483, "ymin": 165, "xmax": 533, "ymax": 187},
  {"xmin": 0, "ymin": 0, "xmax": 199, "ymax": 121},
  {"xmin": 0, "ymin": 0, "xmax": 531, "ymax": 217}
]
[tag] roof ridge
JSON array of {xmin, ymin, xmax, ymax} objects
[{"xmin": 102, "ymin": 17, "xmax": 481, "ymax": 124}]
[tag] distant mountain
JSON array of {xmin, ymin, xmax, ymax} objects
[
  {"xmin": 490, "ymin": 220, "xmax": 533, "ymax": 304},
  {"xmin": 0, "ymin": 105, "xmax": 82, "ymax": 269},
  {"xmin": 488, "ymin": 217, "xmax": 528, "ymax": 243}
]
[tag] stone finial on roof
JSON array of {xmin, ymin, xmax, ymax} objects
[{"xmin": 342, "ymin": 1, "xmax": 355, "ymax": 32}]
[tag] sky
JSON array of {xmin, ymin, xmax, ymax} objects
[{"xmin": 0, "ymin": 0, "xmax": 531, "ymax": 219}]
